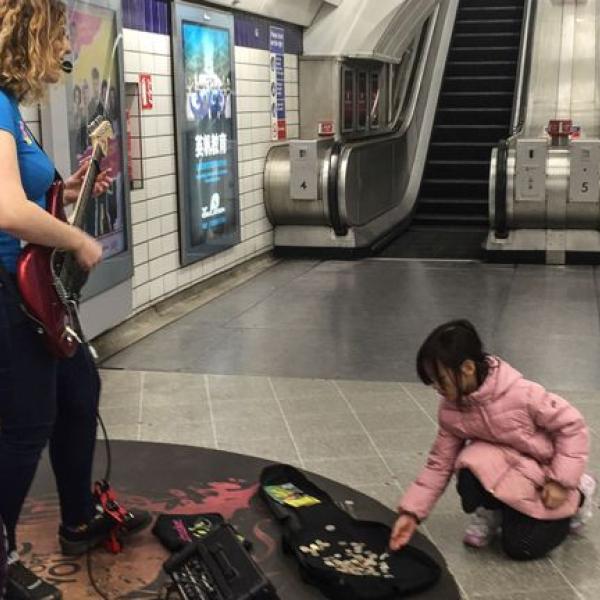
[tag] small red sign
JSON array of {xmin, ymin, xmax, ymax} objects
[
  {"xmin": 277, "ymin": 119, "xmax": 287, "ymax": 140},
  {"xmin": 547, "ymin": 119, "xmax": 572, "ymax": 137},
  {"xmin": 318, "ymin": 121, "xmax": 334, "ymax": 136},
  {"xmin": 139, "ymin": 73, "xmax": 153, "ymax": 110}
]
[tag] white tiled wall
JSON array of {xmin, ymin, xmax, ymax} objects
[
  {"xmin": 20, "ymin": 104, "xmax": 42, "ymax": 142},
  {"xmin": 123, "ymin": 28, "xmax": 299, "ymax": 312}
]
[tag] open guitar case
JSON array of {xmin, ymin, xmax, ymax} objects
[{"xmin": 259, "ymin": 464, "xmax": 441, "ymax": 600}]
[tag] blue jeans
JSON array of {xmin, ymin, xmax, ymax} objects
[{"xmin": 0, "ymin": 277, "xmax": 99, "ymax": 550}]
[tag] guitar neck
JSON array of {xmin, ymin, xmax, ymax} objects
[{"xmin": 71, "ymin": 147, "xmax": 102, "ymax": 229}]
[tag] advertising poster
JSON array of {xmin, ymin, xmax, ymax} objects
[
  {"xmin": 269, "ymin": 26, "xmax": 287, "ymax": 141},
  {"xmin": 179, "ymin": 16, "xmax": 239, "ymax": 258},
  {"xmin": 66, "ymin": 1, "xmax": 126, "ymax": 258}
]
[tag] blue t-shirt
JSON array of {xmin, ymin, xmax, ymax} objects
[{"xmin": 0, "ymin": 89, "xmax": 55, "ymax": 272}]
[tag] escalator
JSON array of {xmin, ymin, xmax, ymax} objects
[{"xmin": 381, "ymin": 0, "xmax": 525, "ymax": 259}]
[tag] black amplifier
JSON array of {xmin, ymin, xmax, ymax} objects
[{"xmin": 163, "ymin": 523, "xmax": 279, "ymax": 600}]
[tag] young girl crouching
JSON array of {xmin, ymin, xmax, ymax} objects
[{"xmin": 389, "ymin": 320, "xmax": 596, "ymax": 560}]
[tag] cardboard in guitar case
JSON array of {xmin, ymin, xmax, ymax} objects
[
  {"xmin": 163, "ymin": 523, "xmax": 279, "ymax": 600},
  {"xmin": 260, "ymin": 464, "xmax": 441, "ymax": 599}
]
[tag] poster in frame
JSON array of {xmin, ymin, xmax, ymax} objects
[{"xmin": 172, "ymin": 1, "xmax": 240, "ymax": 266}]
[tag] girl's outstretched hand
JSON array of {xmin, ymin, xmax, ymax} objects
[
  {"xmin": 389, "ymin": 513, "xmax": 418, "ymax": 551},
  {"xmin": 542, "ymin": 480, "xmax": 569, "ymax": 509}
]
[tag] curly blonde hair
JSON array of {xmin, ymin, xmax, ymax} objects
[{"xmin": 0, "ymin": 0, "xmax": 67, "ymax": 102}]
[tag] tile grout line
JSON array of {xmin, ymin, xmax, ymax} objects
[
  {"xmin": 547, "ymin": 557, "xmax": 585, "ymax": 600},
  {"xmin": 204, "ymin": 374, "xmax": 219, "ymax": 450},
  {"xmin": 332, "ymin": 381, "xmax": 397, "ymax": 481},
  {"xmin": 137, "ymin": 371, "xmax": 144, "ymax": 441},
  {"xmin": 268, "ymin": 377, "xmax": 305, "ymax": 468},
  {"xmin": 399, "ymin": 383, "xmax": 438, "ymax": 427}
]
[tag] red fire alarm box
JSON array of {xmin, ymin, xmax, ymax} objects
[{"xmin": 139, "ymin": 73, "xmax": 153, "ymax": 110}]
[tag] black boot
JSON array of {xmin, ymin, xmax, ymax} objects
[{"xmin": 58, "ymin": 506, "xmax": 152, "ymax": 556}]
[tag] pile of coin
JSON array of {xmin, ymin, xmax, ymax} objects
[{"xmin": 299, "ymin": 538, "xmax": 393, "ymax": 578}]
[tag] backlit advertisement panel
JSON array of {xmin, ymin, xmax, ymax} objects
[{"xmin": 173, "ymin": 3, "xmax": 240, "ymax": 265}]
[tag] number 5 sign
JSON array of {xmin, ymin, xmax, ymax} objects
[
  {"xmin": 570, "ymin": 140, "xmax": 600, "ymax": 203},
  {"xmin": 139, "ymin": 73, "xmax": 153, "ymax": 110}
]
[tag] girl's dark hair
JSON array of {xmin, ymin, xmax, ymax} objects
[{"xmin": 416, "ymin": 319, "xmax": 490, "ymax": 397}]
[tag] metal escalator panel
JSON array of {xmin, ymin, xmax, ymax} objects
[{"xmin": 414, "ymin": 0, "xmax": 525, "ymax": 229}]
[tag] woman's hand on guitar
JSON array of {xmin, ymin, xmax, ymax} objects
[
  {"xmin": 73, "ymin": 231, "xmax": 103, "ymax": 271},
  {"xmin": 64, "ymin": 160, "xmax": 113, "ymax": 204}
]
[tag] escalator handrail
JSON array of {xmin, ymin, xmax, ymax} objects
[
  {"xmin": 327, "ymin": 142, "xmax": 348, "ymax": 236},
  {"xmin": 397, "ymin": 5, "xmax": 440, "ymax": 136},
  {"xmin": 511, "ymin": 0, "xmax": 537, "ymax": 135},
  {"xmin": 494, "ymin": 140, "xmax": 509, "ymax": 239}
]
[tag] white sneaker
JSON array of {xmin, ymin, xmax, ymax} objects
[
  {"xmin": 570, "ymin": 473, "xmax": 597, "ymax": 534},
  {"xmin": 463, "ymin": 508, "xmax": 502, "ymax": 548}
]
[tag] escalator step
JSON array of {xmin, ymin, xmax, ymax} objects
[
  {"xmin": 439, "ymin": 90, "xmax": 514, "ymax": 108},
  {"xmin": 460, "ymin": 0, "xmax": 524, "ymax": 7},
  {"xmin": 457, "ymin": 8, "xmax": 524, "ymax": 21},
  {"xmin": 424, "ymin": 160, "xmax": 491, "ymax": 180},
  {"xmin": 442, "ymin": 75, "xmax": 516, "ymax": 93},
  {"xmin": 420, "ymin": 178, "xmax": 489, "ymax": 199},
  {"xmin": 455, "ymin": 19, "xmax": 523, "ymax": 34},
  {"xmin": 417, "ymin": 197, "xmax": 489, "ymax": 216},
  {"xmin": 412, "ymin": 213, "xmax": 490, "ymax": 227},
  {"xmin": 445, "ymin": 60, "xmax": 518, "ymax": 76},
  {"xmin": 429, "ymin": 142, "xmax": 496, "ymax": 162},
  {"xmin": 437, "ymin": 107, "xmax": 512, "ymax": 126},
  {"xmin": 448, "ymin": 46, "xmax": 519, "ymax": 62},
  {"xmin": 432, "ymin": 124, "xmax": 507, "ymax": 143},
  {"xmin": 452, "ymin": 31, "xmax": 521, "ymax": 47}
]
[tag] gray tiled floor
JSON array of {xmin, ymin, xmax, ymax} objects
[
  {"xmin": 106, "ymin": 260, "xmax": 600, "ymax": 389},
  {"xmin": 101, "ymin": 259, "xmax": 600, "ymax": 599}
]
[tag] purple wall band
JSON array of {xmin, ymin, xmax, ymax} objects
[{"xmin": 122, "ymin": 0, "xmax": 303, "ymax": 55}]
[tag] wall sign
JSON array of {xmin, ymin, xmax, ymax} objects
[
  {"xmin": 139, "ymin": 73, "xmax": 153, "ymax": 110},
  {"xmin": 172, "ymin": 2, "xmax": 240, "ymax": 266},
  {"xmin": 269, "ymin": 25, "xmax": 287, "ymax": 141}
]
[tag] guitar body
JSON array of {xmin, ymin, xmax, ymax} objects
[{"xmin": 16, "ymin": 180, "xmax": 79, "ymax": 359}]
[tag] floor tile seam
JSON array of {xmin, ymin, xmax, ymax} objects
[
  {"xmin": 302, "ymin": 457, "xmax": 402, "ymax": 486},
  {"xmin": 204, "ymin": 374, "xmax": 219, "ymax": 450},
  {"xmin": 399, "ymin": 383, "xmax": 438, "ymax": 427},
  {"xmin": 547, "ymin": 557, "xmax": 586, "ymax": 600},
  {"xmin": 136, "ymin": 372, "xmax": 144, "ymax": 441},
  {"xmin": 220, "ymin": 261, "xmax": 323, "ymax": 327},
  {"xmin": 490, "ymin": 264, "xmax": 519, "ymax": 341},
  {"xmin": 332, "ymin": 381, "xmax": 397, "ymax": 480},
  {"xmin": 267, "ymin": 377, "xmax": 305, "ymax": 468}
]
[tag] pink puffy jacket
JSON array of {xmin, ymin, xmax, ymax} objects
[{"xmin": 399, "ymin": 357, "xmax": 589, "ymax": 521}]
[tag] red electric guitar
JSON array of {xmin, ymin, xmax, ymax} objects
[{"xmin": 16, "ymin": 117, "xmax": 114, "ymax": 358}]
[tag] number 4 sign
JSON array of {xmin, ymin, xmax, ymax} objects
[{"xmin": 139, "ymin": 73, "xmax": 153, "ymax": 110}]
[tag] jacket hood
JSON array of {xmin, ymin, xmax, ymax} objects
[{"xmin": 468, "ymin": 356, "xmax": 522, "ymax": 404}]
